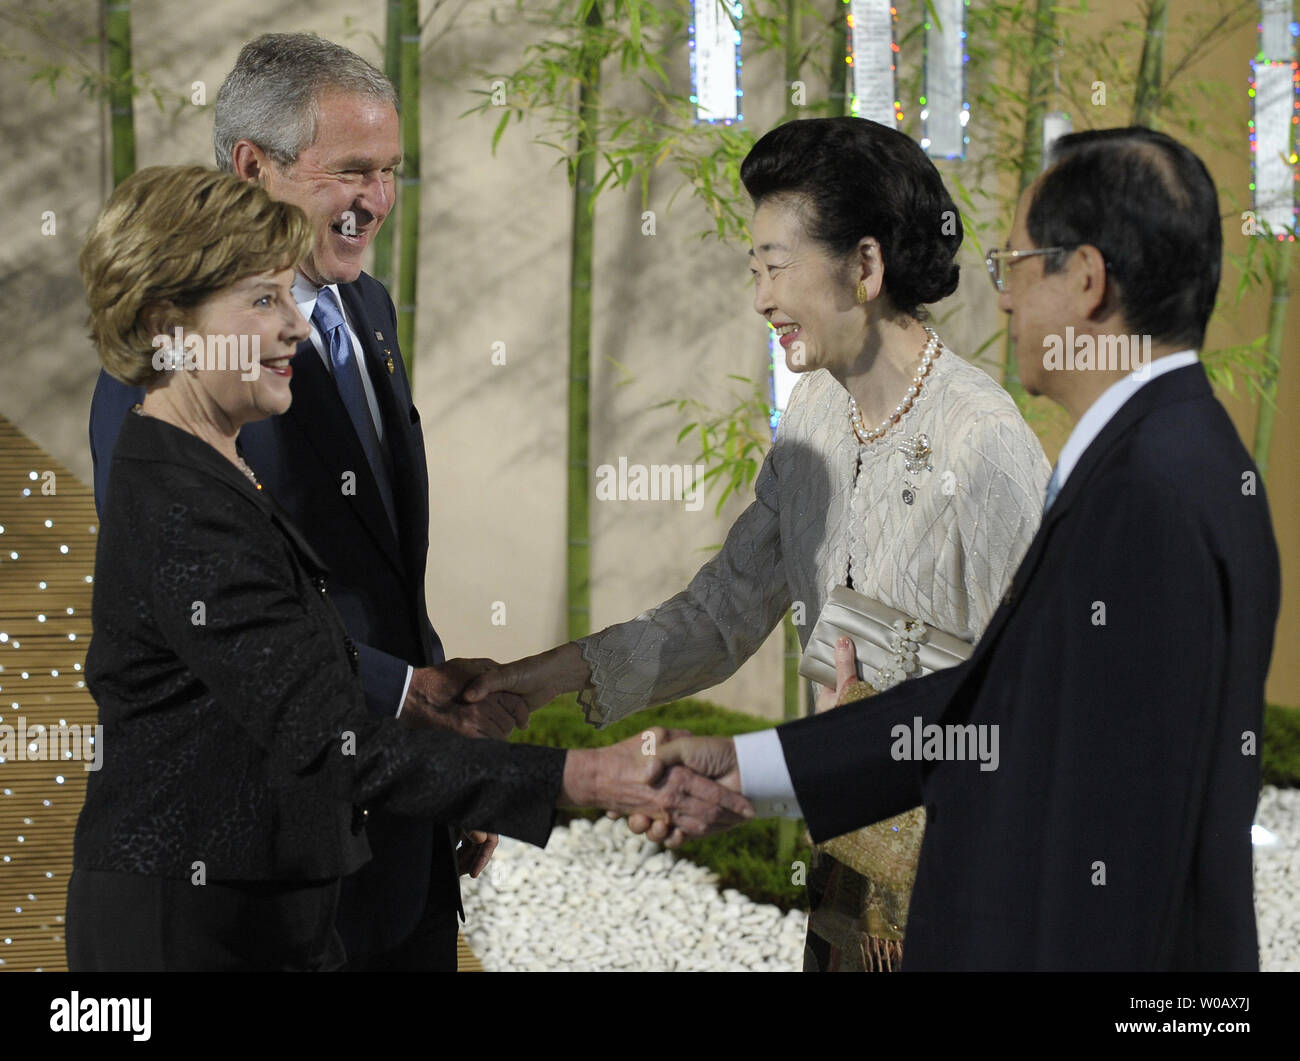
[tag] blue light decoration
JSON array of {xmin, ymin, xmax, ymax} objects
[
  {"xmin": 848, "ymin": 0, "xmax": 903, "ymax": 128},
  {"xmin": 1251, "ymin": 0, "xmax": 1299, "ymax": 239},
  {"xmin": 920, "ymin": 0, "xmax": 970, "ymax": 159},
  {"xmin": 690, "ymin": 0, "xmax": 744, "ymax": 124}
]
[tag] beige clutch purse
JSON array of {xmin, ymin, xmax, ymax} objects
[
  {"xmin": 798, "ymin": 587, "xmax": 972, "ymax": 906},
  {"xmin": 797, "ymin": 585, "xmax": 973, "ymax": 693}
]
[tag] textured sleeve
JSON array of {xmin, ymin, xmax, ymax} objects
[
  {"xmin": 951, "ymin": 411, "xmax": 1051, "ymax": 636},
  {"xmin": 577, "ymin": 441, "xmax": 793, "ymax": 727},
  {"xmin": 148, "ymin": 484, "xmax": 563, "ymax": 844}
]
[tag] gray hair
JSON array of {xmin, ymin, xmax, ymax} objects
[{"xmin": 213, "ymin": 33, "xmax": 397, "ymax": 172}]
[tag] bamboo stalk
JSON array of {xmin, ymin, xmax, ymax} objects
[
  {"xmin": 566, "ymin": 2, "xmax": 603, "ymax": 641},
  {"xmin": 783, "ymin": 0, "xmax": 802, "ymax": 123},
  {"xmin": 1132, "ymin": 0, "xmax": 1168, "ymax": 128},
  {"xmin": 372, "ymin": 0, "xmax": 403, "ymax": 294},
  {"xmin": 397, "ymin": 0, "xmax": 421, "ymax": 380},
  {"xmin": 104, "ymin": 0, "xmax": 135, "ymax": 188},
  {"xmin": 777, "ymin": 611, "xmax": 803, "ymax": 866},
  {"xmin": 1253, "ymin": 244, "xmax": 1291, "ymax": 480},
  {"xmin": 1000, "ymin": 0, "xmax": 1057, "ymax": 396},
  {"xmin": 775, "ymin": 0, "xmax": 810, "ymax": 865},
  {"xmin": 829, "ymin": 0, "xmax": 849, "ymax": 117}
]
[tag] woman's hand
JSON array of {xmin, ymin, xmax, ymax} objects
[
  {"xmin": 815, "ymin": 637, "xmax": 861, "ymax": 713},
  {"xmin": 462, "ymin": 641, "xmax": 592, "ymax": 716}
]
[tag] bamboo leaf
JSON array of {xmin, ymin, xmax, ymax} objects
[{"xmin": 491, "ymin": 108, "xmax": 512, "ymax": 153}]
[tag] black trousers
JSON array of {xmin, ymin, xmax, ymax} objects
[
  {"xmin": 341, "ymin": 878, "xmax": 459, "ymax": 971},
  {"xmin": 66, "ymin": 868, "xmax": 347, "ymax": 972},
  {"xmin": 338, "ymin": 826, "xmax": 461, "ymax": 972}
]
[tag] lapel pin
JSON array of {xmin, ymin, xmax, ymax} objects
[
  {"xmin": 384, "ymin": 350, "xmax": 395, "ymax": 374},
  {"xmin": 375, "ymin": 330, "xmax": 384, "ymax": 341}
]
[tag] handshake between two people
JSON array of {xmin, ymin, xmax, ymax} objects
[
  {"xmin": 559, "ymin": 727, "xmax": 752, "ymax": 848},
  {"xmin": 399, "ymin": 647, "xmax": 756, "ymax": 849},
  {"xmin": 400, "ymin": 643, "xmax": 590, "ymax": 739}
]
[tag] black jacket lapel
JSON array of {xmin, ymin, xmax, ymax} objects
[{"xmin": 337, "ymin": 283, "xmax": 426, "ymax": 580}]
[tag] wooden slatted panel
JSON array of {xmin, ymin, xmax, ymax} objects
[
  {"xmin": 0, "ymin": 414, "xmax": 99, "ymax": 971},
  {"xmin": 456, "ymin": 932, "xmax": 483, "ymax": 972}
]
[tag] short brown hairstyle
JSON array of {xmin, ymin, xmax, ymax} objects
[{"xmin": 80, "ymin": 165, "xmax": 312, "ymax": 386}]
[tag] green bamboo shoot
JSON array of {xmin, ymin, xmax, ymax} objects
[
  {"xmin": 567, "ymin": 2, "xmax": 603, "ymax": 641},
  {"xmin": 1253, "ymin": 243, "xmax": 1292, "ymax": 479},
  {"xmin": 104, "ymin": 0, "xmax": 135, "ymax": 187},
  {"xmin": 397, "ymin": 0, "xmax": 420, "ymax": 379},
  {"xmin": 1001, "ymin": 0, "xmax": 1057, "ymax": 396},
  {"xmin": 372, "ymin": 0, "xmax": 403, "ymax": 295},
  {"xmin": 1132, "ymin": 0, "xmax": 1168, "ymax": 127}
]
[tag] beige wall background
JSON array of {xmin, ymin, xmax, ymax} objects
[{"xmin": 1, "ymin": 0, "xmax": 1295, "ymax": 719}]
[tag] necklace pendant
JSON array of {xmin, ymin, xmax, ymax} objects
[{"xmin": 902, "ymin": 487, "xmax": 915, "ymax": 505}]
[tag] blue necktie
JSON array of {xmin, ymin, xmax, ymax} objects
[
  {"xmin": 312, "ymin": 288, "xmax": 399, "ymax": 534},
  {"xmin": 1043, "ymin": 466, "xmax": 1062, "ymax": 512}
]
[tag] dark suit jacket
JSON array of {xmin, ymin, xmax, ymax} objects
[
  {"xmin": 89, "ymin": 273, "xmax": 458, "ymax": 955},
  {"xmin": 778, "ymin": 365, "xmax": 1280, "ymax": 970},
  {"xmin": 77, "ymin": 411, "xmax": 563, "ymax": 892}
]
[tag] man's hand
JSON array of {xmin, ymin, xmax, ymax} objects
[
  {"xmin": 457, "ymin": 830, "xmax": 498, "ymax": 877},
  {"xmin": 559, "ymin": 727, "xmax": 753, "ymax": 848},
  {"xmin": 625, "ymin": 734, "xmax": 744, "ymax": 845},
  {"xmin": 402, "ymin": 658, "xmax": 529, "ymax": 739},
  {"xmin": 462, "ymin": 642, "xmax": 591, "ymax": 714}
]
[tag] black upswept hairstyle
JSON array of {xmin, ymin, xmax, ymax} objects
[
  {"xmin": 739, "ymin": 117, "xmax": 963, "ymax": 318},
  {"xmin": 1029, "ymin": 126, "xmax": 1221, "ymax": 349}
]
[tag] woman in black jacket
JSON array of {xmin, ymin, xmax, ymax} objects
[{"xmin": 68, "ymin": 166, "xmax": 749, "ymax": 971}]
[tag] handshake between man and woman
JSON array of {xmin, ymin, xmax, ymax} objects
[{"xmin": 437, "ymin": 645, "xmax": 756, "ymax": 848}]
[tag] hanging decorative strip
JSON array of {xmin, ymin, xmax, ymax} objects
[
  {"xmin": 848, "ymin": 0, "xmax": 902, "ymax": 127},
  {"xmin": 690, "ymin": 0, "xmax": 743, "ymax": 124},
  {"xmin": 767, "ymin": 330, "xmax": 798, "ymax": 437},
  {"xmin": 1042, "ymin": 110, "xmax": 1073, "ymax": 164},
  {"xmin": 1040, "ymin": 40, "xmax": 1071, "ymax": 167},
  {"xmin": 1250, "ymin": 0, "xmax": 1298, "ymax": 239},
  {"xmin": 921, "ymin": 0, "xmax": 969, "ymax": 158}
]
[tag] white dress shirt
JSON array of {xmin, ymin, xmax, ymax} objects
[
  {"xmin": 292, "ymin": 273, "xmax": 413, "ymax": 716},
  {"xmin": 735, "ymin": 349, "xmax": 1202, "ymax": 816}
]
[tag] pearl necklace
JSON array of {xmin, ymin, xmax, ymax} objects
[{"xmin": 847, "ymin": 326, "xmax": 941, "ymax": 445}]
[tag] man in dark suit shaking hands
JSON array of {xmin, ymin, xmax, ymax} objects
[
  {"xmin": 89, "ymin": 33, "xmax": 522, "ymax": 970},
  {"xmin": 658, "ymin": 127, "xmax": 1282, "ymax": 970}
]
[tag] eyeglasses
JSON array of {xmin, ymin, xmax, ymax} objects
[{"xmin": 984, "ymin": 246, "xmax": 1071, "ymax": 293}]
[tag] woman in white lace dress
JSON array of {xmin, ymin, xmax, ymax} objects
[{"xmin": 467, "ymin": 117, "xmax": 1051, "ymax": 970}]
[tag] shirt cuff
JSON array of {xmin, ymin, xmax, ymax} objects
[
  {"xmin": 733, "ymin": 730, "xmax": 802, "ymax": 819},
  {"xmin": 394, "ymin": 665, "xmax": 414, "ymax": 719}
]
